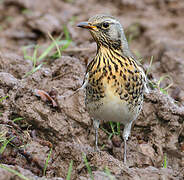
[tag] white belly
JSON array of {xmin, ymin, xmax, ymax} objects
[{"xmin": 87, "ymin": 91, "xmax": 139, "ymax": 125}]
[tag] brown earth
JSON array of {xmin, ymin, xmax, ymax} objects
[{"xmin": 0, "ymin": 0, "xmax": 184, "ymax": 179}]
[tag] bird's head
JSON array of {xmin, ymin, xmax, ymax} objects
[{"xmin": 77, "ymin": 14, "xmax": 129, "ymax": 53}]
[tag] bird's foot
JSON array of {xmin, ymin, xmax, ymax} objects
[{"xmin": 94, "ymin": 145, "xmax": 100, "ymax": 152}]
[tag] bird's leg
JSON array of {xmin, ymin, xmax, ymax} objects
[
  {"xmin": 123, "ymin": 121, "xmax": 133, "ymax": 165},
  {"xmin": 93, "ymin": 119, "xmax": 100, "ymax": 151},
  {"xmin": 123, "ymin": 136, "xmax": 128, "ymax": 165}
]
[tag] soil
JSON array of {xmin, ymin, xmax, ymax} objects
[{"xmin": 0, "ymin": 0, "xmax": 184, "ymax": 179}]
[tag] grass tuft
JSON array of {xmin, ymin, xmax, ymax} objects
[
  {"xmin": 149, "ymin": 74, "xmax": 173, "ymax": 95},
  {"xmin": 49, "ymin": 25, "xmax": 72, "ymax": 60},
  {"xmin": 101, "ymin": 122, "xmax": 121, "ymax": 140},
  {"xmin": 82, "ymin": 153, "xmax": 94, "ymax": 180},
  {"xmin": 43, "ymin": 148, "xmax": 52, "ymax": 176},
  {"xmin": 157, "ymin": 75, "xmax": 173, "ymax": 94},
  {"xmin": 0, "ymin": 131, "xmax": 7, "ymax": 145},
  {"xmin": 0, "ymin": 164, "xmax": 30, "ymax": 180},
  {"xmin": 0, "ymin": 136, "xmax": 15, "ymax": 154},
  {"xmin": 12, "ymin": 117, "xmax": 24, "ymax": 123},
  {"xmin": 66, "ymin": 160, "xmax": 73, "ymax": 180},
  {"xmin": 146, "ymin": 56, "xmax": 173, "ymax": 94},
  {"xmin": 0, "ymin": 96, "xmax": 8, "ymax": 102},
  {"xmin": 22, "ymin": 26, "xmax": 71, "ymax": 78},
  {"xmin": 48, "ymin": 32, "xmax": 62, "ymax": 58},
  {"xmin": 22, "ymin": 45, "xmax": 44, "ymax": 78},
  {"xmin": 163, "ymin": 153, "xmax": 167, "ymax": 168}
]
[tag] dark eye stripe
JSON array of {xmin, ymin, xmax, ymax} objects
[{"xmin": 95, "ymin": 24, "xmax": 101, "ymax": 28}]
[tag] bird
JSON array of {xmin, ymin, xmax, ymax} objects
[{"xmin": 77, "ymin": 14, "xmax": 148, "ymax": 164}]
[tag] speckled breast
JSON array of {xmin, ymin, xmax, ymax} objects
[{"xmin": 85, "ymin": 80, "xmax": 144, "ymax": 125}]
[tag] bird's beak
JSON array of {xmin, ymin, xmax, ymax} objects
[{"xmin": 77, "ymin": 22, "xmax": 97, "ymax": 30}]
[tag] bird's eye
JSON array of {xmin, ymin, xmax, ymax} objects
[{"xmin": 102, "ymin": 22, "xmax": 110, "ymax": 28}]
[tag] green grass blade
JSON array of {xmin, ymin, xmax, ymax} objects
[
  {"xmin": 63, "ymin": 25, "xmax": 70, "ymax": 40},
  {"xmin": 117, "ymin": 122, "xmax": 121, "ymax": 135},
  {"xmin": 0, "ymin": 164, "xmax": 30, "ymax": 180},
  {"xmin": 23, "ymin": 70, "xmax": 34, "ymax": 78},
  {"xmin": 23, "ymin": 63, "xmax": 43, "ymax": 78},
  {"xmin": 160, "ymin": 88, "xmax": 168, "ymax": 95},
  {"xmin": 38, "ymin": 43, "xmax": 56, "ymax": 61},
  {"xmin": 157, "ymin": 75, "xmax": 173, "ymax": 94},
  {"xmin": 12, "ymin": 117, "xmax": 24, "ymax": 123},
  {"xmin": 0, "ymin": 131, "xmax": 7, "ymax": 142},
  {"xmin": 82, "ymin": 153, "xmax": 93, "ymax": 180},
  {"xmin": 109, "ymin": 133, "xmax": 113, "ymax": 140},
  {"xmin": 60, "ymin": 40, "xmax": 71, "ymax": 51},
  {"xmin": 49, "ymin": 40, "xmax": 71, "ymax": 60},
  {"xmin": 32, "ymin": 63, "xmax": 43, "ymax": 73},
  {"xmin": 110, "ymin": 122, "xmax": 115, "ymax": 134},
  {"xmin": 38, "ymin": 37, "xmax": 63, "ymax": 61},
  {"xmin": 0, "ymin": 136, "xmax": 15, "ymax": 154},
  {"xmin": 101, "ymin": 144, "xmax": 105, "ymax": 150},
  {"xmin": 101, "ymin": 127, "xmax": 111, "ymax": 135},
  {"xmin": 104, "ymin": 167, "xmax": 115, "ymax": 180},
  {"xmin": 66, "ymin": 160, "xmax": 73, "ymax": 180},
  {"xmin": 163, "ymin": 153, "xmax": 167, "ymax": 168},
  {"xmin": 146, "ymin": 56, "xmax": 154, "ymax": 76},
  {"xmin": 101, "ymin": 127, "xmax": 113, "ymax": 140},
  {"xmin": 43, "ymin": 148, "xmax": 52, "ymax": 176},
  {"xmin": 22, "ymin": 45, "xmax": 35, "ymax": 61},
  {"xmin": 0, "ymin": 96, "xmax": 8, "ymax": 102},
  {"xmin": 48, "ymin": 32, "xmax": 62, "ymax": 58},
  {"xmin": 33, "ymin": 45, "xmax": 38, "ymax": 68}
]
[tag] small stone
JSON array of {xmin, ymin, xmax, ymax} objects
[
  {"xmin": 112, "ymin": 135, "xmax": 122, "ymax": 147},
  {"xmin": 139, "ymin": 143, "xmax": 155, "ymax": 160}
]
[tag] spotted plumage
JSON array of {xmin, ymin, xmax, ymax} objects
[{"xmin": 77, "ymin": 14, "xmax": 148, "ymax": 164}]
